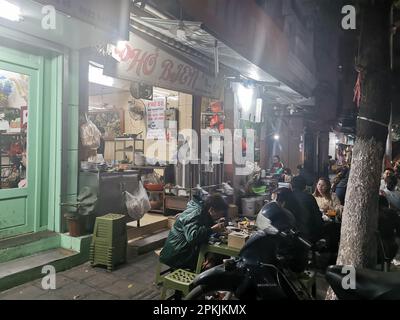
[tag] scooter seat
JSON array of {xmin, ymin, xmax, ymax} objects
[{"xmin": 326, "ymin": 265, "xmax": 400, "ymax": 300}]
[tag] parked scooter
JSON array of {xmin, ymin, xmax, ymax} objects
[
  {"xmin": 185, "ymin": 228, "xmax": 316, "ymax": 300},
  {"xmin": 325, "ymin": 266, "xmax": 400, "ymax": 300},
  {"xmin": 186, "ymin": 228, "xmax": 400, "ymax": 300}
]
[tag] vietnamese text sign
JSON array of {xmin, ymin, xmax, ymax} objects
[
  {"xmin": 146, "ymin": 97, "xmax": 166, "ymax": 140},
  {"xmin": 111, "ymin": 34, "xmax": 223, "ymax": 99}
]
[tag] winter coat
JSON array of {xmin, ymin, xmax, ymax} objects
[
  {"xmin": 314, "ymin": 194, "xmax": 343, "ymax": 217},
  {"xmin": 292, "ymin": 190, "xmax": 324, "ymax": 242},
  {"xmin": 160, "ymin": 200, "xmax": 214, "ymax": 270}
]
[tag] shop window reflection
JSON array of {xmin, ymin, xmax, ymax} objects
[{"xmin": 0, "ymin": 69, "xmax": 29, "ymax": 190}]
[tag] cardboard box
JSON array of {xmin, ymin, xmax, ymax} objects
[{"xmin": 228, "ymin": 232, "xmax": 249, "ymax": 250}]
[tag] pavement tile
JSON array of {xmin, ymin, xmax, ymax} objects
[
  {"xmin": 84, "ymin": 290, "xmax": 120, "ymax": 300},
  {"xmin": 110, "ymin": 264, "xmax": 143, "ymax": 279},
  {"xmin": 62, "ymin": 267, "xmax": 97, "ymax": 282},
  {"xmin": 33, "ymin": 292, "xmax": 69, "ymax": 300},
  {"xmin": 0, "ymin": 285, "xmax": 48, "ymax": 300},
  {"xmin": 31, "ymin": 275, "xmax": 72, "ymax": 290},
  {"xmin": 50, "ymin": 282, "xmax": 98, "ymax": 300},
  {"xmin": 0, "ymin": 252, "xmax": 164, "ymax": 300},
  {"xmin": 83, "ymin": 273, "xmax": 120, "ymax": 289},
  {"xmin": 126, "ymin": 271, "xmax": 157, "ymax": 286},
  {"xmin": 101, "ymin": 280, "xmax": 147, "ymax": 300},
  {"xmin": 131, "ymin": 287, "xmax": 161, "ymax": 300}
]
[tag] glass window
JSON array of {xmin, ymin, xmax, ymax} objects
[{"xmin": 0, "ymin": 69, "xmax": 29, "ymax": 190}]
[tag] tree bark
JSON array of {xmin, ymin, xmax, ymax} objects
[{"xmin": 326, "ymin": 0, "xmax": 392, "ymax": 300}]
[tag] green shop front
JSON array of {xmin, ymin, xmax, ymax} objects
[{"xmin": 0, "ymin": 0, "xmax": 128, "ymax": 290}]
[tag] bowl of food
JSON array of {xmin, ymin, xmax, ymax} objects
[
  {"xmin": 144, "ymin": 183, "xmax": 164, "ymax": 191},
  {"xmin": 327, "ymin": 210, "xmax": 337, "ymax": 218}
]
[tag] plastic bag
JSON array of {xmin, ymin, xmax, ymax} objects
[
  {"xmin": 125, "ymin": 182, "xmax": 151, "ymax": 221},
  {"xmin": 222, "ymin": 182, "xmax": 234, "ymax": 196},
  {"xmin": 80, "ymin": 115, "xmax": 101, "ymax": 149}
]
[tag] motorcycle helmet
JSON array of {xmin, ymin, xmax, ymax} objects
[
  {"xmin": 256, "ymin": 188, "xmax": 296, "ymax": 232},
  {"xmin": 255, "ymin": 188, "xmax": 308, "ymax": 273}
]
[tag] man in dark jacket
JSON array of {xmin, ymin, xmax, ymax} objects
[
  {"xmin": 298, "ymin": 160, "xmax": 315, "ymax": 188},
  {"xmin": 256, "ymin": 188, "xmax": 309, "ymax": 273},
  {"xmin": 160, "ymin": 194, "xmax": 228, "ymax": 271},
  {"xmin": 333, "ymin": 167, "xmax": 349, "ymax": 205},
  {"xmin": 291, "ymin": 176, "xmax": 324, "ymax": 242},
  {"xmin": 378, "ymin": 196, "xmax": 400, "ymax": 262}
]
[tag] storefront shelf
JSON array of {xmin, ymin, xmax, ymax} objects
[
  {"xmin": 149, "ymin": 209, "xmax": 164, "ymax": 214},
  {"xmin": 131, "ymin": 166, "xmax": 167, "ymax": 170}
]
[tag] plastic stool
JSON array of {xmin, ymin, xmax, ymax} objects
[
  {"xmin": 161, "ymin": 269, "xmax": 196, "ymax": 300},
  {"xmin": 90, "ymin": 214, "xmax": 127, "ymax": 271},
  {"xmin": 155, "ymin": 250, "xmax": 172, "ymax": 285}
]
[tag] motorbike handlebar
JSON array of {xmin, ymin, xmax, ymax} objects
[
  {"xmin": 280, "ymin": 229, "xmax": 312, "ymax": 249},
  {"xmin": 297, "ymin": 235, "xmax": 313, "ymax": 249}
]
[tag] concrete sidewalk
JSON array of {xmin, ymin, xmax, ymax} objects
[
  {"xmin": 0, "ymin": 251, "xmax": 162, "ymax": 300},
  {"xmin": 0, "ymin": 250, "xmax": 334, "ymax": 300}
]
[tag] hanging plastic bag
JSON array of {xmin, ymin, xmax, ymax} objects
[
  {"xmin": 222, "ymin": 182, "xmax": 234, "ymax": 196},
  {"xmin": 125, "ymin": 182, "xmax": 151, "ymax": 221},
  {"xmin": 80, "ymin": 114, "xmax": 101, "ymax": 149}
]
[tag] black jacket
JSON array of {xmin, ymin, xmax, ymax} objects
[
  {"xmin": 378, "ymin": 207, "xmax": 400, "ymax": 261},
  {"xmin": 292, "ymin": 190, "xmax": 324, "ymax": 242}
]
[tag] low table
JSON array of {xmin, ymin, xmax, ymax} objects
[{"xmin": 196, "ymin": 243, "xmax": 241, "ymax": 274}]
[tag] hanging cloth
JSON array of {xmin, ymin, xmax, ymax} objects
[{"xmin": 353, "ymin": 71, "xmax": 362, "ymax": 108}]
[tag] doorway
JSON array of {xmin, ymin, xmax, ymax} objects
[{"xmin": 0, "ymin": 44, "xmax": 61, "ymax": 239}]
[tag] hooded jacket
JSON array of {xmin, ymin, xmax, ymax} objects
[{"xmin": 160, "ymin": 200, "xmax": 214, "ymax": 270}]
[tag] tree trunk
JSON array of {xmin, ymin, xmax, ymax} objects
[{"xmin": 326, "ymin": 0, "xmax": 392, "ymax": 300}]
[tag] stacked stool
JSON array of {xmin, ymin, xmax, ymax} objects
[
  {"xmin": 160, "ymin": 269, "xmax": 197, "ymax": 300},
  {"xmin": 90, "ymin": 214, "xmax": 127, "ymax": 272}
]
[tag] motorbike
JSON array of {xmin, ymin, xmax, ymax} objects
[
  {"xmin": 185, "ymin": 228, "xmax": 400, "ymax": 300},
  {"xmin": 325, "ymin": 266, "xmax": 400, "ymax": 300},
  {"xmin": 186, "ymin": 228, "xmax": 317, "ymax": 300}
]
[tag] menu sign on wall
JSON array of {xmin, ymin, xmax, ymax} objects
[
  {"xmin": 146, "ymin": 97, "xmax": 166, "ymax": 140},
  {"xmin": 111, "ymin": 33, "xmax": 223, "ymax": 99}
]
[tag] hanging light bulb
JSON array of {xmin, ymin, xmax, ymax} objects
[
  {"xmin": 214, "ymin": 40, "xmax": 219, "ymax": 77},
  {"xmin": 238, "ymin": 84, "xmax": 254, "ymax": 112}
]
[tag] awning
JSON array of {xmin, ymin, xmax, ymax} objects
[{"xmin": 130, "ymin": 16, "xmax": 314, "ymax": 107}]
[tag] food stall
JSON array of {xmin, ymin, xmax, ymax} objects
[{"xmin": 78, "ymin": 62, "xmax": 198, "ymax": 226}]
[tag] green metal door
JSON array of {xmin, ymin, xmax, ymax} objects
[{"xmin": 0, "ymin": 47, "xmax": 43, "ymax": 239}]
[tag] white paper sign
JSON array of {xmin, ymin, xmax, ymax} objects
[{"xmin": 146, "ymin": 98, "xmax": 166, "ymax": 140}]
